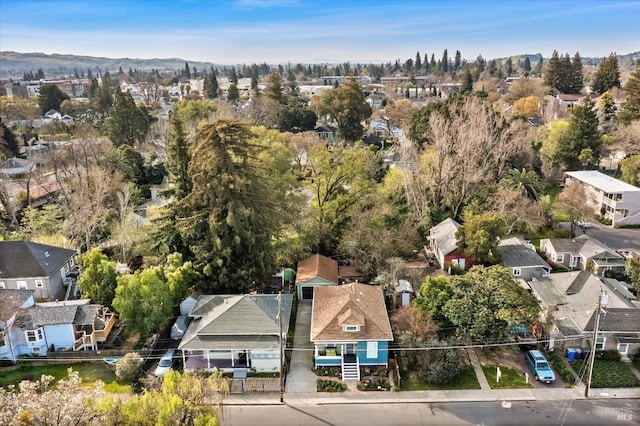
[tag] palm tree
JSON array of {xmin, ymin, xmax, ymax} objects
[{"xmin": 500, "ymin": 168, "xmax": 542, "ymax": 201}]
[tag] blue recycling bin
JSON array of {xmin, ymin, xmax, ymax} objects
[{"xmin": 566, "ymin": 347, "xmax": 576, "ymax": 360}]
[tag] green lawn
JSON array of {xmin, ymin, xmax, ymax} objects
[
  {"xmin": 400, "ymin": 366, "xmax": 481, "ymax": 391},
  {"xmin": 482, "ymin": 365, "xmax": 534, "ymax": 389},
  {"xmin": 571, "ymin": 360, "xmax": 640, "ymax": 388},
  {"xmin": 0, "ymin": 362, "xmax": 131, "ymax": 393}
]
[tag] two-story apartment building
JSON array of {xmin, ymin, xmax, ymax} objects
[{"xmin": 564, "ymin": 170, "xmax": 640, "ymax": 226}]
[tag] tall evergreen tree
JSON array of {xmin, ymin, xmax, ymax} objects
[
  {"xmin": 264, "ymin": 72, "xmax": 285, "ymax": 103},
  {"xmin": 229, "ymin": 68, "xmax": 238, "ymax": 85},
  {"xmin": 557, "ymin": 96, "xmax": 601, "ymax": 170},
  {"xmin": 591, "ymin": 52, "xmax": 621, "ymax": 94},
  {"xmin": 505, "ymin": 57, "xmax": 513, "ymax": 76},
  {"xmin": 523, "ymin": 57, "xmax": 531, "ymax": 73},
  {"xmin": 459, "ymin": 69, "xmax": 473, "ymax": 94},
  {"xmin": 543, "ymin": 50, "xmax": 562, "ymax": 92},
  {"xmin": 619, "ymin": 60, "xmax": 640, "ymax": 125},
  {"xmin": 103, "ymin": 87, "xmax": 151, "ymax": 147},
  {"xmin": 430, "ymin": 54, "xmax": 437, "ymax": 71},
  {"xmin": 175, "ymin": 120, "xmax": 279, "ymax": 293},
  {"xmin": 203, "ymin": 67, "xmax": 219, "ymax": 99},
  {"xmin": 571, "ymin": 52, "xmax": 584, "ymax": 93},
  {"xmin": 37, "ymin": 84, "xmax": 70, "ymax": 114},
  {"xmin": 454, "ymin": 50, "xmax": 462, "ymax": 71},
  {"xmin": 184, "ymin": 62, "xmax": 191, "ymax": 79},
  {"xmin": 441, "ymin": 49, "xmax": 449, "ymax": 73},
  {"xmin": 415, "ymin": 51, "xmax": 422, "ymax": 72}
]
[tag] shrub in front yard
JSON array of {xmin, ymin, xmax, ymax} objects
[
  {"xmin": 313, "ymin": 367, "xmax": 341, "ymax": 377},
  {"xmin": 571, "ymin": 360, "xmax": 640, "ymax": 388},
  {"xmin": 548, "ymin": 350, "xmax": 576, "ymax": 385},
  {"xmin": 357, "ymin": 376, "xmax": 390, "ymax": 391},
  {"xmin": 595, "ymin": 349, "xmax": 621, "ymax": 361},
  {"xmin": 317, "ymin": 379, "xmax": 346, "ymax": 392}
]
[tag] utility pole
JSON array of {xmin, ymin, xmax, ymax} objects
[
  {"xmin": 585, "ymin": 288, "xmax": 608, "ymax": 398},
  {"xmin": 278, "ymin": 291, "xmax": 284, "ymax": 403}
]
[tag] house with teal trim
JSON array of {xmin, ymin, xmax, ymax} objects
[{"xmin": 310, "ymin": 282, "xmax": 393, "ymax": 381}]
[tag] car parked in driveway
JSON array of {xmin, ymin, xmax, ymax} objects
[
  {"xmin": 574, "ymin": 219, "xmax": 592, "ymax": 228},
  {"xmin": 525, "ymin": 350, "xmax": 555, "ymax": 384},
  {"xmin": 154, "ymin": 348, "xmax": 176, "ymax": 378}
]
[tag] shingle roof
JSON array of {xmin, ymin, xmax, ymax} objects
[
  {"xmin": 311, "ymin": 283, "xmax": 393, "ymax": 342},
  {"xmin": 584, "ymin": 308, "xmax": 640, "ymax": 333},
  {"xmin": 498, "ymin": 237, "xmax": 550, "ymax": 269},
  {"xmin": 179, "ymin": 294, "xmax": 293, "ymax": 351},
  {"xmin": 545, "ymin": 239, "xmax": 583, "ymax": 256},
  {"xmin": 0, "ymin": 241, "xmax": 76, "ymax": 279},
  {"xmin": 429, "ymin": 218, "xmax": 460, "ymax": 256},
  {"xmin": 0, "ymin": 290, "xmax": 35, "ymax": 323},
  {"xmin": 295, "ymin": 254, "xmax": 338, "ymax": 284},
  {"xmin": 34, "ymin": 305, "xmax": 78, "ymax": 326}
]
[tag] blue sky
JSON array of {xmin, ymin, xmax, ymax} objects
[{"xmin": 1, "ymin": 0, "xmax": 639, "ymax": 64}]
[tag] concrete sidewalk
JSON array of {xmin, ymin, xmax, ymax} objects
[{"xmin": 224, "ymin": 385, "xmax": 640, "ymax": 406}]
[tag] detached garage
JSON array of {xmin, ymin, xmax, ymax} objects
[{"xmin": 296, "ymin": 254, "xmax": 338, "ymax": 300}]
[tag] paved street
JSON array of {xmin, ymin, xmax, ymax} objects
[
  {"xmin": 560, "ymin": 221, "xmax": 640, "ymax": 250},
  {"xmin": 221, "ymin": 399, "xmax": 639, "ymax": 426}
]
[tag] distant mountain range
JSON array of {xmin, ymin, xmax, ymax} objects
[
  {"xmin": 1, "ymin": 51, "xmax": 638, "ymax": 78},
  {"xmin": 0, "ymin": 51, "xmax": 219, "ymax": 78}
]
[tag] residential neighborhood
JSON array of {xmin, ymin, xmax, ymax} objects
[{"xmin": 1, "ymin": 1, "xmax": 640, "ymax": 425}]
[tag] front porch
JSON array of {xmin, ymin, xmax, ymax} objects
[{"xmin": 314, "ymin": 343, "xmax": 360, "ymax": 380}]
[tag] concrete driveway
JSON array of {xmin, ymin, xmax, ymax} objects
[{"xmin": 285, "ymin": 301, "xmax": 316, "ymax": 393}]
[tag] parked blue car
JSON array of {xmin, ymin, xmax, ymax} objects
[{"xmin": 525, "ymin": 350, "xmax": 556, "ymax": 384}]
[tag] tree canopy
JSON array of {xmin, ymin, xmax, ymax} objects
[
  {"xmin": 619, "ymin": 60, "xmax": 640, "ymax": 125},
  {"xmin": 103, "ymin": 87, "xmax": 152, "ymax": 146},
  {"xmin": 37, "ymin": 83, "xmax": 69, "ymax": 114},
  {"xmin": 78, "ymin": 247, "xmax": 118, "ymax": 306},
  {"xmin": 311, "ymin": 78, "xmax": 372, "ymax": 142},
  {"xmin": 591, "ymin": 53, "xmax": 620, "ymax": 94}
]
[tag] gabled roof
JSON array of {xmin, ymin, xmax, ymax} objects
[
  {"xmin": 428, "ymin": 218, "xmax": 460, "ymax": 256},
  {"xmin": 394, "ymin": 279, "xmax": 414, "ymax": 294},
  {"xmin": 543, "ymin": 238, "xmax": 583, "ymax": 256},
  {"xmin": 295, "ymin": 254, "xmax": 338, "ymax": 284},
  {"xmin": 0, "ymin": 241, "xmax": 76, "ymax": 279},
  {"xmin": 575, "ymin": 235, "xmax": 625, "ymax": 263},
  {"xmin": 179, "ymin": 294, "xmax": 293, "ymax": 351},
  {"xmin": 0, "ymin": 290, "xmax": 35, "ymax": 324},
  {"xmin": 584, "ymin": 308, "xmax": 640, "ymax": 333},
  {"xmin": 565, "ymin": 170, "xmax": 640, "ymax": 194},
  {"xmin": 498, "ymin": 237, "xmax": 550, "ymax": 269},
  {"xmin": 311, "ymin": 283, "xmax": 393, "ymax": 342},
  {"xmin": 529, "ymin": 271, "xmax": 635, "ymax": 335}
]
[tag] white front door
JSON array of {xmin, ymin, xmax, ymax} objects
[{"xmin": 618, "ymin": 343, "xmax": 629, "ymax": 356}]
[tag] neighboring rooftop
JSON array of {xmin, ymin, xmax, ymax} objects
[
  {"xmin": 296, "ymin": 254, "xmax": 338, "ymax": 284},
  {"xmin": 0, "ymin": 240, "xmax": 76, "ymax": 279},
  {"xmin": 565, "ymin": 170, "xmax": 640, "ymax": 194},
  {"xmin": 429, "ymin": 218, "xmax": 461, "ymax": 256}
]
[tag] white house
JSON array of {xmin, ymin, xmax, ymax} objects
[{"xmin": 564, "ymin": 170, "xmax": 640, "ymax": 226}]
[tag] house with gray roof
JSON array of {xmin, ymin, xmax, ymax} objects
[
  {"xmin": 498, "ymin": 236, "xmax": 551, "ymax": 281},
  {"xmin": 426, "ymin": 218, "xmax": 479, "ymax": 272},
  {"xmin": 528, "ymin": 271, "xmax": 639, "ymax": 358},
  {"xmin": 0, "ymin": 240, "xmax": 77, "ymax": 301},
  {"xmin": 179, "ymin": 294, "xmax": 293, "ymax": 373},
  {"xmin": 540, "ymin": 235, "xmax": 625, "ymax": 276},
  {"xmin": 0, "ymin": 296, "xmax": 116, "ymax": 362}
]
